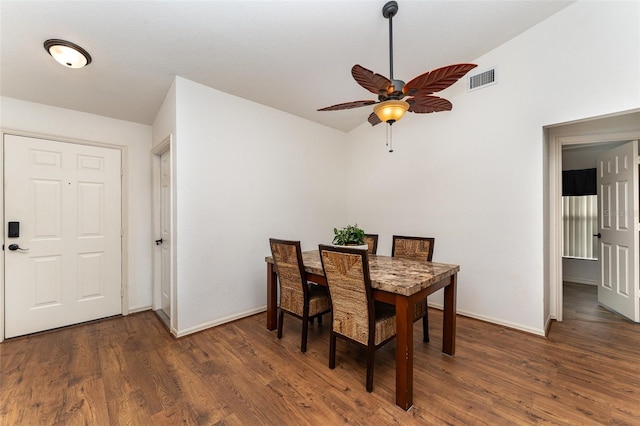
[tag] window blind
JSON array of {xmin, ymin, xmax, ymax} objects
[{"xmin": 562, "ymin": 195, "xmax": 598, "ymax": 260}]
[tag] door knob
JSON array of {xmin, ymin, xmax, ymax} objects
[
  {"xmin": 155, "ymin": 238, "xmax": 163, "ymax": 245},
  {"xmin": 8, "ymin": 244, "xmax": 28, "ymax": 251},
  {"xmin": 593, "ymin": 233, "xmax": 602, "ymax": 238}
]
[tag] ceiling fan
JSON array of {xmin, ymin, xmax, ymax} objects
[{"xmin": 318, "ymin": 1, "xmax": 477, "ymax": 129}]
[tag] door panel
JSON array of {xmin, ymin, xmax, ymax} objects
[
  {"xmin": 78, "ymin": 252, "xmax": 105, "ymax": 300},
  {"xmin": 4, "ymin": 134, "xmax": 122, "ymax": 338},
  {"xmin": 32, "ymin": 256, "xmax": 62, "ymax": 307},
  {"xmin": 596, "ymin": 140, "xmax": 639, "ymax": 322},
  {"xmin": 160, "ymin": 149, "xmax": 171, "ymax": 317},
  {"xmin": 601, "ymin": 242, "xmax": 612, "ymax": 289}
]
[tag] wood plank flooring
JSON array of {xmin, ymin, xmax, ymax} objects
[
  {"xmin": 1, "ymin": 283, "xmax": 639, "ymax": 425},
  {"xmin": 562, "ymin": 281, "xmax": 631, "ymax": 323}
]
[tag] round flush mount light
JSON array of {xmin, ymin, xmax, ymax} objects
[{"xmin": 44, "ymin": 39, "xmax": 92, "ymax": 68}]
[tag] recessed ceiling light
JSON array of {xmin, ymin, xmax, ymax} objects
[{"xmin": 44, "ymin": 39, "xmax": 92, "ymax": 69}]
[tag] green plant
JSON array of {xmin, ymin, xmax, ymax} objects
[{"xmin": 332, "ymin": 224, "xmax": 366, "ymax": 245}]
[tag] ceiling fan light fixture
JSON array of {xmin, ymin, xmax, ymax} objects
[
  {"xmin": 44, "ymin": 39, "xmax": 92, "ymax": 68},
  {"xmin": 373, "ymin": 99, "xmax": 409, "ymax": 123},
  {"xmin": 317, "ymin": 1, "xmax": 476, "ymax": 152}
]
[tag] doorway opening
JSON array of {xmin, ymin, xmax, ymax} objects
[
  {"xmin": 546, "ymin": 110, "xmax": 640, "ymax": 326},
  {"xmin": 152, "ymin": 135, "xmax": 176, "ymax": 335},
  {"xmin": 1, "ymin": 132, "xmax": 129, "ymax": 341},
  {"xmin": 561, "ymin": 141, "xmax": 628, "ymax": 320}
]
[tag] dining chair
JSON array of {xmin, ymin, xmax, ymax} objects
[
  {"xmin": 391, "ymin": 235, "xmax": 435, "ymax": 342},
  {"xmin": 363, "ymin": 233, "xmax": 379, "ymax": 255},
  {"xmin": 269, "ymin": 238, "xmax": 331, "ymax": 353},
  {"xmin": 318, "ymin": 244, "xmax": 396, "ymax": 392}
]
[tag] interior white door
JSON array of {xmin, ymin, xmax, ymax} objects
[
  {"xmin": 4, "ymin": 134, "xmax": 122, "ymax": 338},
  {"xmin": 596, "ymin": 140, "xmax": 639, "ymax": 322},
  {"xmin": 159, "ymin": 149, "xmax": 171, "ymax": 317}
]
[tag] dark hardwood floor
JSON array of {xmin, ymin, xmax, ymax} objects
[
  {"xmin": 562, "ymin": 281, "xmax": 632, "ymax": 323},
  {"xmin": 1, "ymin": 283, "xmax": 639, "ymax": 425}
]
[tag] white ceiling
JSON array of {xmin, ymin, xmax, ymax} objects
[{"xmin": 0, "ymin": 0, "xmax": 574, "ymax": 132}]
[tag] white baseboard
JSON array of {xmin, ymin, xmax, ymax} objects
[
  {"xmin": 139, "ymin": 302, "xmax": 548, "ymax": 339},
  {"xmin": 175, "ymin": 305, "xmax": 267, "ymax": 338},
  {"xmin": 544, "ymin": 315, "xmax": 553, "ymax": 336},
  {"xmin": 428, "ymin": 302, "xmax": 547, "ymax": 337},
  {"xmin": 128, "ymin": 305, "xmax": 153, "ymax": 314},
  {"xmin": 563, "ymin": 276, "xmax": 598, "ymax": 286}
]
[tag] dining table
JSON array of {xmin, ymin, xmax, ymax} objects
[{"xmin": 265, "ymin": 250, "xmax": 460, "ymax": 410}]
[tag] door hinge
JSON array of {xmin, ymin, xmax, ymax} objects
[{"xmin": 120, "ymin": 166, "xmax": 124, "ymax": 176}]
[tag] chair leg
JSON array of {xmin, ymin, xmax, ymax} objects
[
  {"xmin": 329, "ymin": 332, "xmax": 336, "ymax": 369},
  {"xmin": 423, "ymin": 304, "xmax": 430, "ymax": 343},
  {"xmin": 277, "ymin": 309, "xmax": 284, "ymax": 339},
  {"xmin": 301, "ymin": 312, "xmax": 309, "ymax": 353},
  {"xmin": 366, "ymin": 347, "xmax": 375, "ymax": 392}
]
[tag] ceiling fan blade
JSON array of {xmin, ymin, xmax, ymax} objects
[
  {"xmin": 408, "ymin": 96, "xmax": 452, "ymax": 113},
  {"xmin": 352, "ymin": 65, "xmax": 392, "ymax": 95},
  {"xmin": 317, "ymin": 100, "xmax": 377, "ymax": 111},
  {"xmin": 403, "ymin": 63, "xmax": 477, "ymax": 96},
  {"xmin": 367, "ymin": 112, "xmax": 382, "ymax": 126}
]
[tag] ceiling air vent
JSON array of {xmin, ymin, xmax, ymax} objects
[{"xmin": 468, "ymin": 68, "xmax": 496, "ymax": 91}]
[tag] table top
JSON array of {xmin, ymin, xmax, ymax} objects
[{"xmin": 266, "ymin": 250, "xmax": 459, "ymax": 297}]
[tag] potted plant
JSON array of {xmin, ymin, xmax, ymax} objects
[{"xmin": 332, "ymin": 224, "xmax": 368, "ymax": 249}]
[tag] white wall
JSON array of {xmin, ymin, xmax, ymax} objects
[
  {"xmin": 0, "ymin": 96, "xmax": 154, "ymax": 313},
  {"xmin": 169, "ymin": 77, "xmax": 348, "ymax": 334},
  {"xmin": 345, "ymin": 1, "xmax": 640, "ymax": 334},
  {"xmin": 152, "ymin": 79, "xmax": 177, "ymax": 149},
  {"xmin": 562, "ymin": 258, "xmax": 599, "ymax": 285},
  {"xmin": 563, "ymin": 143, "xmax": 626, "ymax": 171}
]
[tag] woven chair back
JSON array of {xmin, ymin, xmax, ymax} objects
[
  {"xmin": 319, "ymin": 245, "xmax": 373, "ymax": 345},
  {"xmin": 392, "ymin": 236, "xmax": 434, "ymax": 261},
  {"xmin": 363, "ymin": 234, "xmax": 378, "ymax": 255},
  {"xmin": 270, "ymin": 239, "xmax": 306, "ymax": 316}
]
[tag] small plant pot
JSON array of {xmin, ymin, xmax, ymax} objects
[{"xmin": 330, "ymin": 243, "xmax": 368, "ymax": 250}]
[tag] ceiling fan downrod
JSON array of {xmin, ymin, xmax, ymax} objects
[{"xmin": 382, "ymin": 1, "xmax": 398, "ymax": 81}]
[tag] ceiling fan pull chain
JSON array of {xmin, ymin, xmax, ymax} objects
[{"xmin": 386, "ymin": 122, "xmax": 389, "ymax": 148}]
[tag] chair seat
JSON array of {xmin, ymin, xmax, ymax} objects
[
  {"xmin": 308, "ymin": 284, "xmax": 330, "ymax": 316},
  {"xmin": 413, "ymin": 298, "xmax": 427, "ymax": 321},
  {"xmin": 374, "ymin": 302, "xmax": 396, "ymax": 345}
]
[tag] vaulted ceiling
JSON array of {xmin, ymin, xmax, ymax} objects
[{"xmin": 0, "ymin": 1, "xmax": 574, "ymax": 132}]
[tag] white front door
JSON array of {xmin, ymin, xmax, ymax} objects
[
  {"xmin": 4, "ymin": 134, "xmax": 122, "ymax": 338},
  {"xmin": 596, "ymin": 140, "xmax": 639, "ymax": 322},
  {"xmin": 159, "ymin": 149, "xmax": 171, "ymax": 317}
]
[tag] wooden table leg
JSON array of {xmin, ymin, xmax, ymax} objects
[
  {"xmin": 442, "ymin": 273, "xmax": 457, "ymax": 355},
  {"xmin": 395, "ymin": 294, "xmax": 413, "ymax": 410},
  {"xmin": 266, "ymin": 263, "xmax": 277, "ymax": 331}
]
